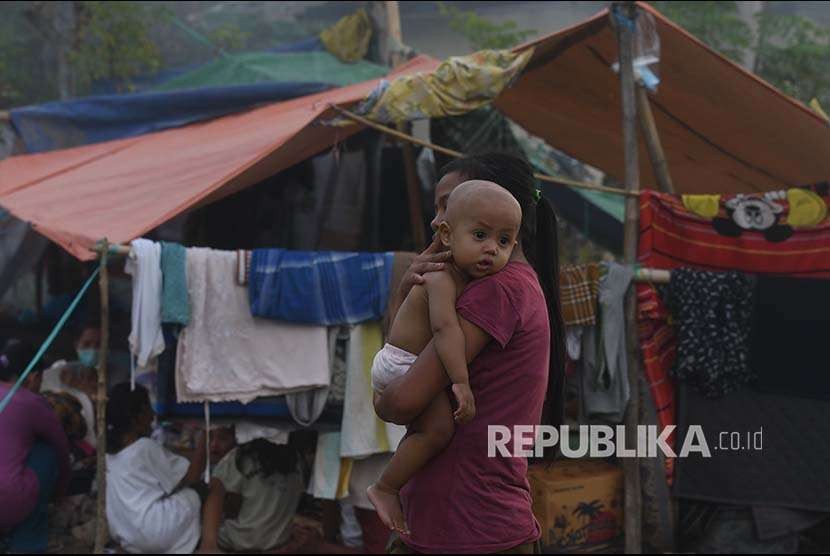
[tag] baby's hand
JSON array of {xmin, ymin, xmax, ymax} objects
[{"xmin": 452, "ymin": 383, "xmax": 476, "ymax": 424}]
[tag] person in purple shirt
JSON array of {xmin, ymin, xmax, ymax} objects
[
  {"xmin": 376, "ymin": 153, "xmax": 566, "ymax": 554},
  {"xmin": 0, "ymin": 339, "xmax": 71, "ymax": 553}
]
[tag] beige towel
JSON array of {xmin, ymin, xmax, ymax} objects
[
  {"xmin": 340, "ymin": 322, "xmax": 406, "ymax": 458},
  {"xmin": 176, "ymin": 248, "xmax": 329, "ymax": 404}
]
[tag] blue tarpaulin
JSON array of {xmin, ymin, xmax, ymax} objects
[{"xmin": 10, "ymin": 82, "xmax": 332, "ymax": 154}]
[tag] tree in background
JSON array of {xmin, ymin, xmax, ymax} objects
[
  {"xmin": 1, "ymin": 1, "xmax": 161, "ymax": 105},
  {"xmin": 652, "ymin": 1, "xmax": 830, "ymax": 109},
  {"xmin": 69, "ymin": 1, "xmax": 161, "ymax": 94},
  {"xmin": 436, "ymin": 2, "xmax": 535, "ymax": 51}
]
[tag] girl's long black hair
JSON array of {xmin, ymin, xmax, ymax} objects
[{"xmin": 106, "ymin": 383, "xmax": 150, "ymax": 454}]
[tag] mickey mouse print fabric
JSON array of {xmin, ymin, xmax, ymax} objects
[{"xmin": 639, "ymin": 184, "xmax": 830, "ymax": 277}]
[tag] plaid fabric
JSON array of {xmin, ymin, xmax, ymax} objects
[
  {"xmin": 559, "ymin": 263, "xmax": 600, "ymax": 327},
  {"xmin": 637, "ymin": 283, "xmax": 677, "ymax": 483}
]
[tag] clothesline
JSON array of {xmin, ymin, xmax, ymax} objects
[
  {"xmin": 327, "ymin": 104, "xmax": 641, "ymax": 198},
  {"xmin": 90, "ymin": 242, "xmax": 672, "ymax": 283}
]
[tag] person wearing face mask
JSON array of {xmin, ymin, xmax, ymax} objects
[{"xmin": 73, "ymin": 325, "xmax": 131, "ymax": 392}]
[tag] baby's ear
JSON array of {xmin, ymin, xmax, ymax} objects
[{"xmin": 438, "ymin": 222, "xmax": 452, "ymax": 247}]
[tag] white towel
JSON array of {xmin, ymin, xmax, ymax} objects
[
  {"xmin": 340, "ymin": 323, "xmax": 406, "ymax": 458},
  {"xmin": 125, "ymin": 239, "xmax": 165, "ymax": 368},
  {"xmin": 234, "ymin": 422, "xmax": 291, "ymax": 446},
  {"xmin": 175, "ymin": 248, "xmax": 329, "ymax": 404}
]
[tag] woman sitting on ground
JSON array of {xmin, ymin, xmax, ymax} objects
[
  {"xmin": 0, "ymin": 339, "xmax": 71, "ymax": 553},
  {"xmin": 105, "ymin": 383, "xmax": 206, "ymax": 554}
]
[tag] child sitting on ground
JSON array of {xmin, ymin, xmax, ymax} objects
[
  {"xmin": 104, "ymin": 383, "xmax": 206, "ymax": 554},
  {"xmin": 199, "ymin": 438, "xmax": 305, "ymax": 553},
  {"xmin": 367, "ymin": 180, "xmax": 522, "ymax": 533}
]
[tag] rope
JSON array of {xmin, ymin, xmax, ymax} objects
[
  {"xmin": 0, "ymin": 265, "xmax": 101, "ymax": 413},
  {"xmin": 328, "ymin": 104, "xmax": 639, "ymax": 198}
]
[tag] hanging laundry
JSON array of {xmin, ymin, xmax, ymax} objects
[
  {"xmin": 666, "ymin": 269, "xmax": 756, "ymax": 398},
  {"xmin": 340, "ymin": 322, "xmax": 405, "ymax": 459},
  {"xmin": 580, "ymin": 262, "xmax": 632, "ymax": 422},
  {"xmin": 285, "ymin": 326, "xmax": 345, "ymax": 427},
  {"xmin": 125, "ymin": 239, "xmax": 165, "ymax": 368},
  {"xmin": 308, "ymin": 431, "xmax": 349, "ymax": 500},
  {"xmin": 234, "ymin": 423, "xmax": 290, "ymax": 446},
  {"xmin": 751, "ymin": 276, "xmax": 830, "ymax": 400},
  {"xmin": 176, "ymin": 248, "xmax": 329, "ymax": 404},
  {"xmin": 160, "ymin": 242, "xmax": 190, "ymax": 325},
  {"xmin": 559, "ymin": 263, "xmax": 601, "ymax": 327},
  {"xmin": 637, "ymin": 284, "xmax": 677, "ymax": 482},
  {"xmin": 640, "ymin": 189, "xmax": 830, "ymax": 277},
  {"xmin": 248, "ymin": 249, "xmax": 393, "ymax": 326},
  {"xmin": 565, "ymin": 326, "xmax": 584, "ymax": 361}
]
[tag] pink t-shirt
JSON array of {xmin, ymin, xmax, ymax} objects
[
  {"xmin": 400, "ymin": 261, "xmax": 551, "ymax": 553},
  {"xmin": 0, "ymin": 384, "xmax": 71, "ymax": 527}
]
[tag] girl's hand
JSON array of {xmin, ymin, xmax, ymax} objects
[
  {"xmin": 399, "ymin": 236, "xmax": 451, "ymax": 298},
  {"xmin": 452, "ymin": 383, "xmax": 476, "ymax": 424}
]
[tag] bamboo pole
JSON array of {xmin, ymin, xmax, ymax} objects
[
  {"xmin": 94, "ymin": 239, "xmax": 110, "ymax": 553},
  {"xmin": 328, "ymin": 104, "xmax": 639, "ymax": 198},
  {"xmin": 398, "ymin": 121, "xmax": 427, "ymax": 249},
  {"xmin": 636, "ymin": 86, "xmax": 675, "ymax": 194},
  {"xmin": 614, "ymin": 2, "xmax": 643, "ymax": 553}
]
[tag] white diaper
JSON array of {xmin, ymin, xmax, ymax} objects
[{"xmin": 371, "ymin": 343, "xmax": 418, "ymax": 394}]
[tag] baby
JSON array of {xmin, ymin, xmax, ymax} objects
[{"xmin": 367, "ymin": 179, "xmax": 522, "ymax": 533}]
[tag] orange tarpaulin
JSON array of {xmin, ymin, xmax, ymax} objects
[
  {"xmin": 2, "ymin": 3, "xmax": 830, "ymax": 261},
  {"xmin": 0, "ymin": 56, "xmax": 440, "ymax": 260},
  {"xmin": 497, "ymin": 2, "xmax": 830, "ymax": 195}
]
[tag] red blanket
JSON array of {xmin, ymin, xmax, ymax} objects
[{"xmin": 637, "ymin": 185, "xmax": 830, "ymax": 482}]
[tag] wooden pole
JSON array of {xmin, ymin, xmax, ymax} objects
[
  {"xmin": 380, "ymin": 1, "xmax": 426, "ymax": 248},
  {"xmin": 614, "ymin": 2, "xmax": 643, "ymax": 553},
  {"xmin": 398, "ymin": 121, "xmax": 427, "ymax": 249},
  {"xmin": 385, "ymin": 1, "xmax": 404, "ymax": 67},
  {"xmin": 636, "ymin": 86, "xmax": 675, "ymax": 194},
  {"xmin": 94, "ymin": 239, "xmax": 110, "ymax": 554}
]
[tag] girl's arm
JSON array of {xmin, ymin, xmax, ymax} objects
[
  {"xmin": 374, "ymin": 316, "xmax": 491, "ymax": 425},
  {"xmin": 176, "ymin": 431, "xmax": 207, "ymax": 490},
  {"xmin": 198, "ymin": 478, "xmax": 226, "ymax": 552}
]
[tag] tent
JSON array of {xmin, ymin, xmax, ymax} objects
[
  {"xmin": 10, "ymin": 51, "xmax": 387, "ymax": 154},
  {"xmin": 1, "ymin": 3, "xmax": 828, "ymax": 265},
  {"xmin": 0, "ymin": 55, "xmax": 439, "ymax": 261},
  {"xmin": 498, "ymin": 3, "xmax": 830, "ymax": 194}
]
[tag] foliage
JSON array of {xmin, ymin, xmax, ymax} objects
[
  {"xmin": 436, "ymin": 2, "xmax": 536, "ymax": 51},
  {"xmin": 206, "ymin": 23, "xmax": 250, "ymax": 53},
  {"xmin": 70, "ymin": 1, "xmax": 161, "ymax": 93},
  {"xmin": 651, "ymin": 1, "xmax": 753, "ymax": 60},
  {"xmin": 651, "ymin": 1, "xmax": 830, "ymax": 108},
  {"xmin": 755, "ymin": 13, "xmax": 830, "ymax": 107}
]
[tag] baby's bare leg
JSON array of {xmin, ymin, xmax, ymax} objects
[{"xmin": 367, "ymin": 391, "xmax": 454, "ymax": 533}]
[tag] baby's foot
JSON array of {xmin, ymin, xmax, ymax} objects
[{"xmin": 367, "ymin": 483, "xmax": 410, "ymax": 535}]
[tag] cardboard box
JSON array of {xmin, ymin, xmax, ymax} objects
[{"xmin": 529, "ymin": 460, "xmax": 624, "ymax": 553}]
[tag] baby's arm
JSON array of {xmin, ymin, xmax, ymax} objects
[{"xmin": 425, "ymin": 273, "xmax": 475, "ymax": 422}]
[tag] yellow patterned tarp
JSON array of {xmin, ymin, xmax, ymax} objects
[
  {"xmin": 320, "ymin": 9, "xmax": 373, "ymax": 64},
  {"xmin": 358, "ymin": 48, "xmax": 534, "ymax": 124}
]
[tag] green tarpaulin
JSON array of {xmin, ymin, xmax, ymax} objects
[{"xmin": 153, "ymin": 51, "xmax": 388, "ymax": 92}]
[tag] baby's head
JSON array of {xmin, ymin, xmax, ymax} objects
[{"xmin": 438, "ymin": 180, "xmax": 522, "ymax": 279}]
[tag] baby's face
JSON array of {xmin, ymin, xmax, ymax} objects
[{"xmin": 443, "ymin": 197, "xmax": 520, "ymax": 279}]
